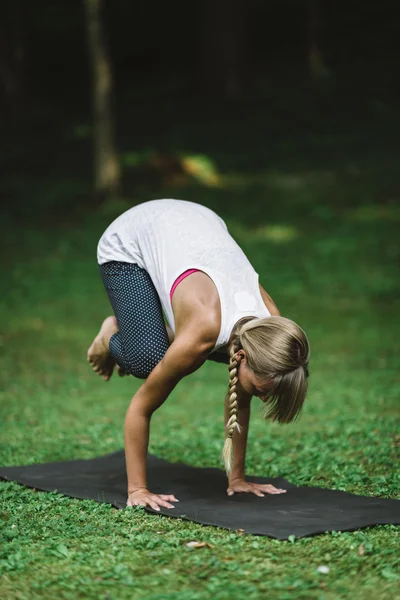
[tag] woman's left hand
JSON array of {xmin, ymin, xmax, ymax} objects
[{"xmin": 227, "ymin": 478, "xmax": 286, "ymax": 496}]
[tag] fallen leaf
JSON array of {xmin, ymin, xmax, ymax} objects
[
  {"xmin": 79, "ymin": 437, "xmax": 91, "ymax": 445},
  {"xmin": 358, "ymin": 544, "xmax": 365, "ymax": 556},
  {"xmin": 186, "ymin": 541, "xmax": 213, "ymax": 549},
  {"xmin": 317, "ymin": 565, "xmax": 330, "ymax": 574}
]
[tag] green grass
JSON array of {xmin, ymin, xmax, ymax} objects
[{"xmin": 1, "ymin": 87, "xmax": 400, "ymax": 598}]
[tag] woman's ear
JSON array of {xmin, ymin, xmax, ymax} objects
[{"xmin": 236, "ymin": 349, "xmax": 246, "ymax": 362}]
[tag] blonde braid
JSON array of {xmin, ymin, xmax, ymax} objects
[
  {"xmin": 221, "ymin": 317, "xmax": 256, "ymax": 474},
  {"xmin": 221, "ymin": 337, "xmax": 241, "ymax": 474}
]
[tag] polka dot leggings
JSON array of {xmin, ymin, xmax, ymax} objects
[{"xmin": 99, "ymin": 261, "xmax": 170, "ymax": 379}]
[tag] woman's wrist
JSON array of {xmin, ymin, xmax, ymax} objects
[
  {"xmin": 128, "ymin": 486, "xmax": 147, "ymax": 495},
  {"xmin": 228, "ymin": 471, "xmax": 245, "ymax": 484}
]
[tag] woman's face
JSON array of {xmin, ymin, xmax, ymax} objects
[{"xmin": 235, "ymin": 350, "xmax": 273, "ymax": 399}]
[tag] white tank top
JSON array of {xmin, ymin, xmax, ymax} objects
[{"xmin": 97, "ymin": 199, "xmax": 270, "ymax": 352}]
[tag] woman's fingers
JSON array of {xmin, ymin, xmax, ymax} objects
[
  {"xmin": 227, "ymin": 483, "xmax": 287, "ymax": 496},
  {"xmin": 129, "ymin": 498, "xmax": 161, "ymax": 511},
  {"xmin": 127, "ymin": 493, "xmax": 177, "ymax": 511},
  {"xmin": 227, "ymin": 486, "xmax": 265, "ymax": 496},
  {"xmin": 260, "ymin": 484, "xmax": 286, "ymax": 494},
  {"xmin": 154, "ymin": 499, "xmax": 175, "ymax": 509},
  {"xmin": 159, "ymin": 494, "xmax": 179, "ymax": 502}
]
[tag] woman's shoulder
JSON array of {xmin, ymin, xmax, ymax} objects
[{"xmin": 258, "ymin": 284, "xmax": 280, "ymax": 316}]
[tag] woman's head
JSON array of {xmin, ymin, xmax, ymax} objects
[
  {"xmin": 236, "ymin": 316, "xmax": 310, "ymax": 422},
  {"xmin": 222, "ymin": 316, "xmax": 310, "ymax": 473}
]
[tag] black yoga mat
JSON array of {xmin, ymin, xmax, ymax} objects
[{"xmin": 1, "ymin": 450, "xmax": 399, "ymax": 539}]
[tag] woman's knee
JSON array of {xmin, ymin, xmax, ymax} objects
[{"xmin": 124, "ymin": 345, "xmax": 167, "ymax": 379}]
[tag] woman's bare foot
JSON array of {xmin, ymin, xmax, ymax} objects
[
  {"xmin": 116, "ymin": 365, "xmax": 127, "ymax": 377},
  {"xmin": 87, "ymin": 316, "xmax": 119, "ymax": 381}
]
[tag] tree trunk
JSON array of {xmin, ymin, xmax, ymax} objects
[
  {"xmin": 200, "ymin": 0, "xmax": 248, "ymax": 99},
  {"xmin": 84, "ymin": 0, "xmax": 120, "ymax": 197}
]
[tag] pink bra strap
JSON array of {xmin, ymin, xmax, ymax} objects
[{"xmin": 170, "ymin": 269, "xmax": 200, "ymax": 300}]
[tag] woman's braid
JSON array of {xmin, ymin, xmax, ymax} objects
[{"xmin": 221, "ymin": 335, "xmax": 242, "ymax": 474}]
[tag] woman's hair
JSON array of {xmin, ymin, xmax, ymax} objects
[{"xmin": 222, "ymin": 316, "xmax": 310, "ymax": 474}]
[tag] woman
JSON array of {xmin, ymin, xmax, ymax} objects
[{"xmin": 88, "ymin": 199, "xmax": 310, "ymax": 511}]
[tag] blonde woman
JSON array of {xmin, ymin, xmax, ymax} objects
[{"xmin": 88, "ymin": 199, "xmax": 310, "ymax": 511}]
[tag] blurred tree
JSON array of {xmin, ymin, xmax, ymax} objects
[
  {"xmin": 0, "ymin": 0, "xmax": 25, "ymax": 110},
  {"xmin": 84, "ymin": 0, "xmax": 120, "ymax": 197},
  {"xmin": 200, "ymin": 0, "xmax": 248, "ymax": 98}
]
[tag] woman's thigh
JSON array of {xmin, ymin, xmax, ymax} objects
[{"xmin": 99, "ymin": 261, "xmax": 170, "ymax": 377}]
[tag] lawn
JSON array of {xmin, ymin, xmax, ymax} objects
[{"xmin": 1, "ymin": 85, "xmax": 399, "ymax": 599}]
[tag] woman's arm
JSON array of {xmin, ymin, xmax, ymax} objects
[
  {"xmin": 224, "ymin": 385, "xmax": 287, "ymax": 497},
  {"xmin": 125, "ymin": 332, "xmax": 214, "ymax": 503}
]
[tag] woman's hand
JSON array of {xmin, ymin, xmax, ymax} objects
[
  {"xmin": 227, "ymin": 478, "xmax": 286, "ymax": 497},
  {"xmin": 127, "ymin": 488, "xmax": 179, "ymax": 511}
]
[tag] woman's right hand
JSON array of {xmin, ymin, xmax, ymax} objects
[{"xmin": 127, "ymin": 488, "xmax": 179, "ymax": 511}]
